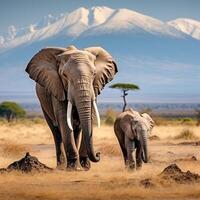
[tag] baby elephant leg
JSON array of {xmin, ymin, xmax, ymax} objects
[
  {"xmin": 125, "ymin": 135, "xmax": 135, "ymax": 170},
  {"xmin": 135, "ymin": 140, "xmax": 143, "ymax": 169}
]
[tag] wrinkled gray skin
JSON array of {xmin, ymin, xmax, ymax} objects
[
  {"xmin": 114, "ymin": 109, "xmax": 154, "ymax": 170},
  {"xmin": 26, "ymin": 45, "xmax": 117, "ymax": 170}
]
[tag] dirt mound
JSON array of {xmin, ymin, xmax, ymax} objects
[
  {"xmin": 140, "ymin": 164, "xmax": 200, "ymax": 187},
  {"xmin": 178, "ymin": 141, "xmax": 200, "ymax": 146},
  {"xmin": 149, "ymin": 135, "xmax": 160, "ymax": 141},
  {"xmin": 159, "ymin": 164, "xmax": 200, "ymax": 184},
  {"xmin": 0, "ymin": 152, "xmax": 53, "ymax": 173}
]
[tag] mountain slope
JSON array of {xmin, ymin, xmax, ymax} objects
[
  {"xmin": 0, "ymin": 6, "xmax": 200, "ymax": 102},
  {"xmin": 81, "ymin": 8, "xmax": 184, "ymax": 38},
  {"xmin": 1, "ymin": 6, "xmax": 200, "ymax": 53},
  {"xmin": 168, "ymin": 18, "xmax": 200, "ymax": 40}
]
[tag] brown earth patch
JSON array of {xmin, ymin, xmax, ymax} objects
[
  {"xmin": 178, "ymin": 141, "xmax": 200, "ymax": 146},
  {"xmin": 149, "ymin": 135, "xmax": 160, "ymax": 141},
  {"xmin": 140, "ymin": 164, "xmax": 200, "ymax": 187},
  {"xmin": 97, "ymin": 143, "xmax": 121, "ymax": 157},
  {"xmin": 0, "ymin": 152, "xmax": 53, "ymax": 173},
  {"xmin": 174, "ymin": 156, "xmax": 198, "ymax": 162},
  {"xmin": 159, "ymin": 164, "xmax": 200, "ymax": 184}
]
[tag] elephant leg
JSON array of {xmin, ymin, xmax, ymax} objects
[
  {"xmin": 42, "ymin": 108, "xmax": 65, "ymax": 168},
  {"xmin": 74, "ymin": 125, "xmax": 82, "ymax": 149},
  {"xmin": 62, "ymin": 126, "xmax": 80, "ymax": 170},
  {"xmin": 114, "ymin": 123, "xmax": 127, "ymax": 165},
  {"xmin": 55, "ymin": 115, "xmax": 79, "ymax": 170},
  {"xmin": 79, "ymin": 135, "xmax": 91, "ymax": 171},
  {"xmin": 135, "ymin": 140, "xmax": 143, "ymax": 169},
  {"xmin": 125, "ymin": 135, "xmax": 135, "ymax": 170}
]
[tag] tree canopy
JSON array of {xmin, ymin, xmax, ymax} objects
[
  {"xmin": 109, "ymin": 83, "xmax": 140, "ymax": 91},
  {"xmin": 0, "ymin": 101, "xmax": 26, "ymax": 122}
]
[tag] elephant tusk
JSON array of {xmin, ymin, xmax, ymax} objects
[
  {"xmin": 67, "ymin": 101, "xmax": 73, "ymax": 130},
  {"xmin": 93, "ymin": 101, "xmax": 100, "ymax": 128}
]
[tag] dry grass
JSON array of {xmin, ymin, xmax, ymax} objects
[
  {"xmin": 174, "ymin": 129, "xmax": 199, "ymax": 140},
  {"xmin": 0, "ymin": 121, "xmax": 200, "ymax": 200}
]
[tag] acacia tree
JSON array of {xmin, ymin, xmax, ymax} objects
[
  {"xmin": 109, "ymin": 83, "xmax": 140, "ymax": 112},
  {"xmin": 0, "ymin": 101, "xmax": 26, "ymax": 122}
]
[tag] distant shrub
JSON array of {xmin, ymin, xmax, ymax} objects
[
  {"xmin": 0, "ymin": 101, "xmax": 26, "ymax": 122},
  {"xmin": 181, "ymin": 118, "xmax": 194, "ymax": 125},
  {"xmin": 175, "ymin": 129, "xmax": 198, "ymax": 140},
  {"xmin": 153, "ymin": 117, "xmax": 169, "ymax": 126},
  {"xmin": 104, "ymin": 108, "xmax": 117, "ymax": 125},
  {"xmin": 31, "ymin": 117, "xmax": 45, "ymax": 124}
]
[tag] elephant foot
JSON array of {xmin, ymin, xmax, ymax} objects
[
  {"xmin": 136, "ymin": 162, "xmax": 142, "ymax": 170},
  {"xmin": 80, "ymin": 157, "xmax": 91, "ymax": 171},
  {"xmin": 125, "ymin": 160, "xmax": 135, "ymax": 171},
  {"xmin": 66, "ymin": 159, "xmax": 82, "ymax": 171},
  {"xmin": 56, "ymin": 163, "xmax": 65, "ymax": 170},
  {"xmin": 56, "ymin": 155, "xmax": 66, "ymax": 170}
]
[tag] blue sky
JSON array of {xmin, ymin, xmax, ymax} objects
[
  {"xmin": 1, "ymin": 0, "xmax": 200, "ymax": 34},
  {"xmin": 0, "ymin": 0, "xmax": 200, "ymax": 103}
]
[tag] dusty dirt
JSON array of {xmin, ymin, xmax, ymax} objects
[
  {"xmin": 178, "ymin": 141, "xmax": 200, "ymax": 146},
  {"xmin": 149, "ymin": 135, "xmax": 160, "ymax": 141},
  {"xmin": 0, "ymin": 123, "xmax": 200, "ymax": 200},
  {"xmin": 0, "ymin": 152, "xmax": 53, "ymax": 173},
  {"xmin": 174, "ymin": 156, "xmax": 198, "ymax": 162},
  {"xmin": 159, "ymin": 164, "xmax": 200, "ymax": 184},
  {"xmin": 141, "ymin": 163, "xmax": 200, "ymax": 188}
]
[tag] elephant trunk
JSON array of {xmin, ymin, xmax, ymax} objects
[
  {"xmin": 141, "ymin": 130, "xmax": 148, "ymax": 163},
  {"xmin": 75, "ymin": 86, "xmax": 100, "ymax": 163}
]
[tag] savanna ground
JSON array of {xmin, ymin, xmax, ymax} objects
[{"xmin": 0, "ymin": 118, "xmax": 200, "ymax": 200}]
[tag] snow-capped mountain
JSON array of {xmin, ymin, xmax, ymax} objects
[
  {"xmin": 1, "ymin": 6, "xmax": 200, "ymax": 53},
  {"xmin": 81, "ymin": 8, "xmax": 184, "ymax": 38},
  {"xmin": 0, "ymin": 6, "xmax": 200, "ymax": 101},
  {"xmin": 168, "ymin": 18, "xmax": 200, "ymax": 40}
]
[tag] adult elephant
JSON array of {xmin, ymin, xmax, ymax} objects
[
  {"xmin": 114, "ymin": 109, "xmax": 154, "ymax": 170},
  {"xmin": 26, "ymin": 45, "xmax": 118, "ymax": 170}
]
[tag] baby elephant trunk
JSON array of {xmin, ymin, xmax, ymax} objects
[{"xmin": 140, "ymin": 129, "xmax": 148, "ymax": 163}]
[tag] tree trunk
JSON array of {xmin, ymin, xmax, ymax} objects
[{"xmin": 122, "ymin": 90, "xmax": 128, "ymax": 112}]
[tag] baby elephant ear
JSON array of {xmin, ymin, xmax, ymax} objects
[
  {"xmin": 85, "ymin": 47, "xmax": 118, "ymax": 96},
  {"xmin": 25, "ymin": 47, "xmax": 66, "ymax": 101},
  {"xmin": 141, "ymin": 113, "xmax": 155, "ymax": 130}
]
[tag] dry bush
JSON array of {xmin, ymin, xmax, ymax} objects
[
  {"xmin": 174, "ymin": 129, "xmax": 198, "ymax": 140},
  {"xmin": 0, "ymin": 141, "xmax": 30, "ymax": 157},
  {"xmin": 104, "ymin": 108, "xmax": 117, "ymax": 125},
  {"xmin": 30, "ymin": 117, "xmax": 45, "ymax": 124}
]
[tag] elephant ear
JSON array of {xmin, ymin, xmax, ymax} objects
[
  {"xmin": 85, "ymin": 47, "xmax": 118, "ymax": 96},
  {"xmin": 25, "ymin": 47, "xmax": 66, "ymax": 101},
  {"xmin": 141, "ymin": 113, "xmax": 155, "ymax": 131},
  {"xmin": 120, "ymin": 114, "xmax": 136, "ymax": 140}
]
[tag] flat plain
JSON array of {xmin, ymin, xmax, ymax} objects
[{"xmin": 0, "ymin": 120, "xmax": 200, "ymax": 200}]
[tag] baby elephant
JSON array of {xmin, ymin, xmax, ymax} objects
[{"xmin": 114, "ymin": 108, "xmax": 154, "ymax": 170}]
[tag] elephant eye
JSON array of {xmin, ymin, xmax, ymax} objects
[{"xmin": 93, "ymin": 71, "xmax": 96, "ymax": 77}]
